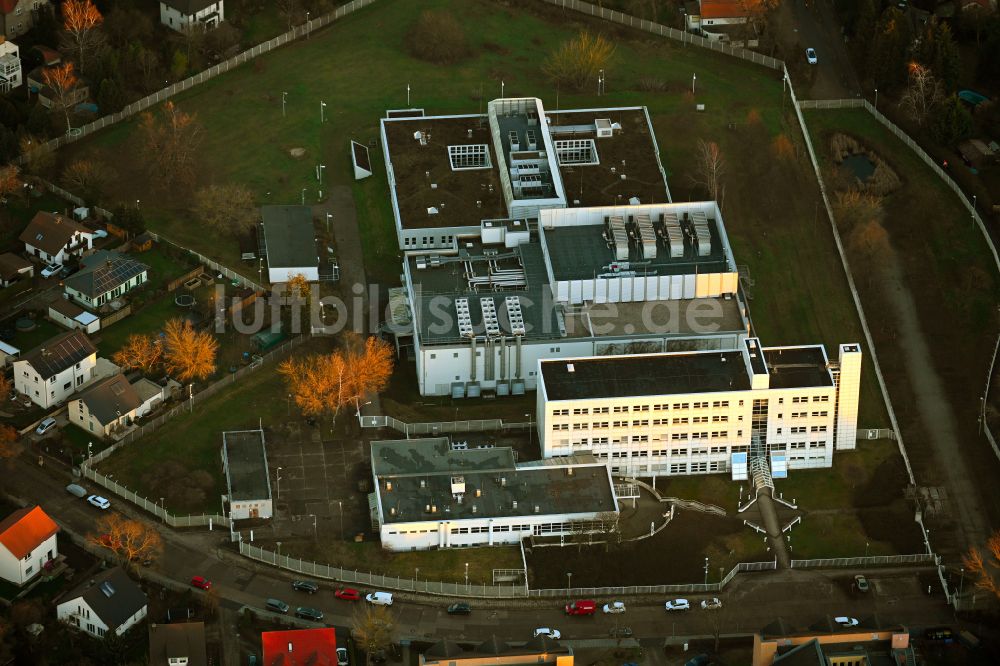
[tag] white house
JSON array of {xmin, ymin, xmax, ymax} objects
[
  {"xmin": 536, "ymin": 338, "xmax": 862, "ymax": 479},
  {"xmin": 63, "ymin": 250, "xmax": 149, "ymax": 310},
  {"xmin": 69, "ymin": 374, "xmax": 163, "ymax": 440},
  {"xmin": 0, "ymin": 37, "xmax": 21, "ymax": 92},
  {"xmin": 49, "ymin": 297, "xmax": 100, "ymax": 334},
  {"xmin": 685, "ymin": 0, "xmax": 749, "ymax": 31},
  {"xmin": 13, "ymin": 329, "xmax": 97, "ymax": 409},
  {"xmin": 222, "ymin": 429, "xmax": 273, "ymax": 520},
  {"xmin": 260, "ymin": 206, "xmax": 320, "ymax": 284},
  {"xmin": 19, "ymin": 211, "xmax": 93, "ymax": 266},
  {"xmin": 159, "ymin": 0, "xmax": 224, "ymax": 33},
  {"xmin": 370, "ymin": 437, "xmax": 618, "ymax": 551},
  {"xmin": 0, "ymin": 505, "xmax": 59, "ymax": 586},
  {"xmin": 57, "ymin": 566, "xmax": 148, "ymax": 639},
  {"xmin": 0, "ymin": 1, "xmax": 52, "ymax": 40}
]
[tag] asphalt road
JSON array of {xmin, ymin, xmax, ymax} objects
[
  {"xmin": 4, "ymin": 449, "xmax": 958, "ymax": 655},
  {"xmin": 773, "ymin": 0, "xmax": 861, "ymax": 99}
]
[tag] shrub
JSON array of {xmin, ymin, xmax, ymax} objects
[
  {"xmin": 543, "ymin": 30, "xmax": 616, "ymax": 91},
  {"xmin": 407, "ymin": 10, "xmax": 470, "ymax": 65}
]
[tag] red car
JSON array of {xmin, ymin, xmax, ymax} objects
[
  {"xmin": 334, "ymin": 588, "xmax": 360, "ymax": 601},
  {"xmin": 190, "ymin": 576, "xmax": 212, "ymax": 590}
]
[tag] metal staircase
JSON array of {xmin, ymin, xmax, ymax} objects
[{"xmin": 749, "ymin": 434, "xmax": 774, "ymax": 496}]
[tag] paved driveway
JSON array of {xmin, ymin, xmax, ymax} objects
[{"xmin": 772, "ymin": 0, "xmax": 861, "ymax": 99}]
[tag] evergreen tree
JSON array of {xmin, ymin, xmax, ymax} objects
[
  {"xmin": 931, "ymin": 96, "xmax": 973, "ymax": 145},
  {"xmin": 97, "ymin": 78, "xmax": 126, "ymax": 114},
  {"xmin": 853, "ymin": 0, "xmax": 880, "ymax": 65},
  {"xmin": 866, "ymin": 8, "xmax": 911, "ymax": 88}
]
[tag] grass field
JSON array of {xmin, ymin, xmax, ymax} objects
[
  {"xmin": 96, "ymin": 342, "xmax": 323, "ymax": 514},
  {"xmin": 10, "ymin": 318, "xmax": 63, "ymax": 351},
  {"xmin": 805, "ymin": 108, "xmax": 1000, "ymax": 548}
]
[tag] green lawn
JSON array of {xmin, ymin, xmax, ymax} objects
[
  {"xmin": 135, "ymin": 245, "xmax": 199, "ymax": 293},
  {"xmin": 276, "ymin": 540, "xmax": 524, "ymax": 586},
  {"xmin": 11, "ymin": 318, "xmax": 64, "ymax": 352},
  {"xmin": 789, "ymin": 512, "xmax": 900, "ymax": 560},
  {"xmin": 96, "ymin": 340, "xmax": 321, "ymax": 514}
]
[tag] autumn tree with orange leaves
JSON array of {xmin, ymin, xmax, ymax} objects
[
  {"xmin": 62, "ymin": 0, "xmax": 105, "ymax": 73},
  {"xmin": 163, "ymin": 318, "xmax": 218, "ymax": 382},
  {"xmin": 113, "ymin": 333, "xmax": 163, "ymax": 374},
  {"xmin": 963, "ymin": 530, "xmax": 1000, "ymax": 600},
  {"xmin": 42, "ymin": 63, "xmax": 79, "ymax": 133},
  {"xmin": 0, "ymin": 165, "xmax": 25, "ymax": 205},
  {"xmin": 279, "ymin": 334, "xmax": 393, "ymax": 427},
  {"xmin": 89, "ymin": 513, "xmax": 163, "ymax": 569},
  {"xmin": 140, "ymin": 101, "xmax": 204, "ymax": 191}
]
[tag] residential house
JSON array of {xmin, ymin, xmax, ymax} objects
[
  {"xmin": 19, "ymin": 211, "xmax": 94, "ymax": 266},
  {"xmin": 0, "ymin": 37, "xmax": 21, "ymax": 92},
  {"xmin": 149, "ymin": 621, "xmax": 208, "ymax": 666},
  {"xmin": 13, "ymin": 329, "xmax": 97, "ymax": 409},
  {"xmin": 159, "ymin": 1, "xmax": 224, "ymax": 33},
  {"xmin": 56, "ymin": 566, "xmax": 148, "ymax": 639},
  {"xmin": 261, "ymin": 628, "xmax": 337, "ymax": 666},
  {"xmin": 686, "ymin": 0, "xmax": 749, "ymax": 31},
  {"xmin": 48, "ymin": 297, "xmax": 100, "ymax": 334},
  {"xmin": 69, "ymin": 374, "xmax": 164, "ymax": 440},
  {"xmin": 63, "ymin": 250, "xmax": 149, "ymax": 310},
  {"xmin": 0, "ymin": 505, "xmax": 59, "ymax": 586},
  {"xmin": 0, "ymin": 251, "xmax": 32, "ymax": 286},
  {"xmin": 0, "ymin": 1, "xmax": 52, "ymax": 39}
]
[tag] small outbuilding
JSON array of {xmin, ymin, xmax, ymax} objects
[{"xmin": 260, "ymin": 205, "xmax": 319, "ymax": 284}]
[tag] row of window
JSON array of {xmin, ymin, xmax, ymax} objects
[
  {"xmin": 404, "ymin": 235, "xmax": 454, "ymax": 247},
  {"xmin": 551, "ymin": 395, "xmax": 833, "ymax": 418}
]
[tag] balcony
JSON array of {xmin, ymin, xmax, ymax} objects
[{"xmin": 0, "ymin": 54, "xmax": 20, "ymax": 78}]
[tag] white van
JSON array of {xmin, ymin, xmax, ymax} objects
[{"xmin": 365, "ymin": 591, "xmax": 393, "ymax": 606}]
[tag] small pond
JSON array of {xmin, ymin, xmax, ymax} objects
[{"xmin": 841, "ymin": 153, "xmax": 876, "ymax": 182}]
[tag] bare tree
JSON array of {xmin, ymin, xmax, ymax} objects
[
  {"xmin": 61, "ymin": 0, "xmax": 105, "ymax": 73},
  {"xmin": 192, "ymin": 183, "xmax": 258, "ymax": 236},
  {"xmin": 691, "ymin": 139, "xmax": 726, "ymax": 206},
  {"xmin": 139, "ymin": 101, "xmax": 203, "ymax": 191},
  {"xmin": 42, "ymin": 63, "xmax": 80, "ymax": 133},
  {"xmin": 543, "ymin": 30, "xmax": 616, "ymax": 91},
  {"xmin": 899, "ymin": 62, "xmax": 942, "ymax": 126},
  {"xmin": 352, "ymin": 605, "xmax": 394, "ymax": 666},
  {"xmin": 277, "ymin": 0, "xmax": 302, "ymax": 30},
  {"xmin": 62, "ymin": 159, "xmax": 116, "ymax": 204}
]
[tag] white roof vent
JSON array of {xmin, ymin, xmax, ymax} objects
[
  {"xmin": 567, "ymin": 363, "xmax": 575, "ymax": 373},
  {"xmin": 427, "ymin": 207, "xmax": 439, "ymax": 215}
]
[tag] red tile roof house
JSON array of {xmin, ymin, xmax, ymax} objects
[
  {"xmin": 19, "ymin": 211, "xmax": 94, "ymax": 267},
  {"xmin": 0, "ymin": 505, "xmax": 59, "ymax": 586},
  {"xmin": 0, "ymin": 1, "xmax": 52, "ymax": 40},
  {"xmin": 686, "ymin": 0, "xmax": 750, "ymax": 31},
  {"xmin": 262, "ymin": 628, "xmax": 337, "ymax": 666}
]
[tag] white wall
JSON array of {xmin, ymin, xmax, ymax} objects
[
  {"xmin": 57, "ymin": 597, "xmax": 147, "ymax": 638},
  {"xmin": 14, "ymin": 353, "xmax": 97, "ymax": 409},
  {"xmin": 159, "ymin": 1, "xmax": 224, "ymax": 33},
  {"xmin": 24, "ymin": 230, "xmax": 93, "ymax": 266},
  {"xmin": 230, "ymin": 498, "xmax": 272, "ymax": 520},
  {"xmin": 66, "ymin": 270, "xmax": 147, "ymax": 309},
  {"xmin": 0, "ymin": 533, "xmax": 57, "ymax": 585},
  {"xmin": 268, "ymin": 266, "xmax": 319, "ymax": 284},
  {"xmin": 835, "ymin": 344, "xmax": 862, "ymax": 451}
]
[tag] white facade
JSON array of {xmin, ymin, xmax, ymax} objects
[
  {"xmin": 48, "ymin": 302, "xmax": 101, "ymax": 334},
  {"xmin": 537, "ymin": 340, "xmax": 862, "ymax": 477},
  {"xmin": 0, "ymin": 533, "xmax": 56, "ymax": 586},
  {"xmin": 159, "ymin": 1, "xmax": 224, "ymax": 33},
  {"xmin": 13, "ymin": 350, "xmax": 97, "ymax": 409},
  {"xmin": 0, "ymin": 38, "xmax": 21, "ymax": 92},
  {"xmin": 65, "ymin": 267, "xmax": 147, "ymax": 309},
  {"xmin": 57, "ymin": 596, "xmax": 147, "ymax": 639},
  {"xmin": 268, "ymin": 264, "xmax": 319, "ymax": 285},
  {"xmin": 23, "ymin": 230, "xmax": 93, "ymax": 266}
]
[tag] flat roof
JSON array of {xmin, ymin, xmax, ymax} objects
[
  {"xmin": 548, "ymin": 108, "xmax": 669, "ymax": 206},
  {"xmin": 222, "ymin": 430, "xmax": 271, "ymax": 503},
  {"xmin": 764, "ymin": 346, "xmax": 833, "ymax": 389},
  {"xmin": 382, "ymin": 115, "xmax": 506, "ymax": 230},
  {"xmin": 542, "ymin": 215, "xmax": 731, "ymax": 281},
  {"xmin": 541, "ymin": 350, "xmax": 751, "ymax": 400},
  {"xmin": 407, "ymin": 239, "xmax": 563, "ymax": 344},
  {"xmin": 373, "ymin": 438, "xmax": 616, "ymax": 523},
  {"xmin": 260, "ymin": 206, "xmax": 318, "ymax": 270},
  {"xmin": 562, "ymin": 298, "xmax": 746, "ymax": 339}
]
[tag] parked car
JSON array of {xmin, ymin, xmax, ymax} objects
[
  {"xmin": 337, "ymin": 647, "xmax": 349, "ymax": 666},
  {"xmin": 335, "ymin": 588, "xmax": 361, "ymax": 601},
  {"xmin": 665, "ymin": 598, "xmax": 691, "ymax": 611},
  {"xmin": 41, "ymin": 262, "xmax": 61, "ymax": 278},
  {"xmin": 65, "ymin": 483, "xmax": 87, "ymax": 498},
  {"xmin": 602, "ymin": 601, "xmax": 626, "ymax": 614},
  {"xmin": 292, "ymin": 580, "xmax": 319, "ymax": 594},
  {"xmin": 564, "ymin": 599, "xmax": 596, "ymax": 615},
  {"xmin": 265, "ymin": 598, "xmax": 290, "ymax": 614},
  {"xmin": 295, "ymin": 606, "xmax": 324, "ymax": 621},
  {"xmin": 806, "ymin": 47, "xmax": 818, "ymax": 65},
  {"xmin": 365, "ymin": 592, "xmax": 393, "ymax": 606},
  {"xmin": 701, "ymin": 597, "xmax": 723, "ymax": 610},
  {"xmin": 190, "ymin": 575, "xmax": 212, "ymax": 590},
  {"xmin": 684, "ymin": 655, "xmax": 711, "ymax": 666},
  {"xmin": 35, "ymin": 417, "xmax": 57, "ymax": 435},
  {"xmin": 533, "ymin": 627, "xmax": 561, "ymax": 639},
  {"xmin": 92, "ymin": 229, "xmax": 109, "ymax": 238},
  {"xmin": 86, "ymin": 495, "xmax": 111, "ymax": 510},
  {"xmin": 854, "ymin": 574, "xmax": 869, "ymax": 593},
  {"xmin": 447, "ymin": 603, "xmax": 472, "ymax": 615},
  {"xmin": 58, "ymin": 265, "xmax": 77, "ymax": 278},
  {"xmin": 609, "ymin": 626, "xmax": 633, "ymax": 638},
  {"xmin": 834, "ymin": 616, "xmax": 859, "ymax": 627}
]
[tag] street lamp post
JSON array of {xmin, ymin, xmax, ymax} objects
[
  {"xmin": 277, "ymin": 541, "xmax": 282, "ymax": 565},
  {"xmin": 501, "ymin": 80, "xmax": 505, "ymax": 98},
  {"xmin": 310, "ymin": 514, "xmax": 317, "ymax": 540},
  {"xmin": 318, "ymin": 164, "xmax": 326, "ymax": 184},
  {"xmin": 320, "ymin": 101, "xmax": 327, "ymax": 123},
  {"xmin": 692, "ymin": 73, "xmax": 697, "ymax": 95},
  {"xmin": 276, "ymin": 466, "xmax": 283, "ymax": 500},
  {"xmin": 464, "ymin": 562, "xmax": 469, "ymax": 586},
  {"xmin": 306, "ymin": 11, "xmax": 311, "ymax": 38},
  {"xmin": 959, "ymin": 567, "xmax": 965, "ymax": 607},
  {"xmin": 188, "ymin": 383, "xmax": 193, "ymax": 413},
  {"xmin": 566, "ymin": 572, "xmax": 572, "ymax": 590},
  {"xmin": 874, "ymin": 88, "xmax": 878, "ymax": 110},
  {"xmin": 282, "ymin": 91, "xmax": 287, "ymax": 117},
  {"xmin": 407, "ymin": 83, "xmax": 410, "ymax": 106},
  {"xmin": 704, "ymin": 557, "xmax": 709, "ymax": 585},
  {"xmin": 159, "ymin": 497, "xmax": 165, "ymax": 523},
  {"xmin": 301, "ymin": 188, "xmax": 307, "ymax": 204},
  {"xmin": 286, "ymin": 393, "xmax": 292, "ymax": 415},
  {"xmin": 972, "ymin": 195, "xmax": 977, "ymax": 226},
  {"xmin": 337, "ymin": 500, "xmax": 343, "ymax": 540},
  {"xmin": 865, "ymin": 541, "xmax": 870, "ymax": 557},
  {"xmin": 525, "ymin": 413, "xmax": 532, "ymax": 446}
]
